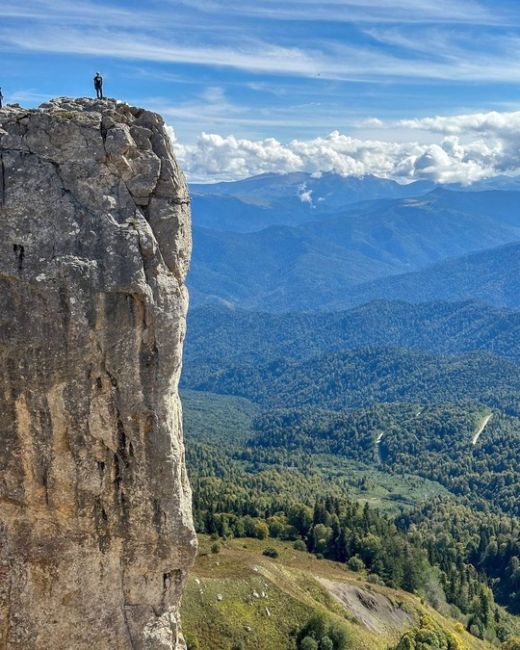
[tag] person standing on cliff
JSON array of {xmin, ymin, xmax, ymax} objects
[
  {"xmin": 94, "ymin": 73, "xmax": 103, "ymax": 99},
  {"xmin": 0, "ymin": 88, "xmax": 3, "ymax": 109}
]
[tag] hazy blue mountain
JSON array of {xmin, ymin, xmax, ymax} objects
[
  {"xmin": 189, "ymin": 223, "xmax": 399, "ymax": 310},
  {"xmin": 188, "ymin": 189, "xmax": 520, "ymax": 310},
  {"xmin": 191, "ymin": 172, "xmax": 436, "ymax": 205},
  {"xmin": 451, "ymin": 175, "xmax": 520, "ymax": 192},
  {"xmin": 190, "ymin": 172, "xmax": 436, "ymax": 232},
  {"xmin": 185, "ymin": 300, "xmax": 520, "ymax": 371},
  {"xmin": 346, "ymin": 240, "xmax": 520, "ymax": 310},
  {"xmin": 190, "ymin": 194, "xmax": 280, "ymax": 232}
]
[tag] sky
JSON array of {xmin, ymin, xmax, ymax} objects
[{"xmin": 2, "ymin": 0, "xmax": 520, "ymax": 182}]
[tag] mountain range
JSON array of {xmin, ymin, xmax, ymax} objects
[
  {"xmin": 188, "ymin": 173, "xmax": 520, "ymax": 311},
  {"xmin": 190, "ymin": 172, "xmax": 436, "ymax": 231},
  {"xmin": 191, "ymin": 171, "xmax": 520, "ymax": 232}
]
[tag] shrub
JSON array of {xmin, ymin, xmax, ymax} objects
[
  {"xmin": 392, "ymin": 616, "xmax": 463, "ymax": 650},
  {"xmin": 255, "ymin": 521, "xmax": 269, "ymax": 540},
  {"xmin": 268, "ymin": 517, "xmax": 286, "ymax": 538},
  {"xmin": 211, "ymin": 542, "xmax": 221, "ymax": 554},
  {"xmin": 262, "ymin": 547, "xmax": 279, "ymax": 558},
  {"xmin": 297, "ymin": 613, "xmax": 349, "ymax": 650},
  {"xmin": 367, "ymin": 573, "xmax": 384, "ymax": 585},
  {"xmin": 300, "ymin": 638, "xmax": 319, "ymax": 650},
  {"xmin": 346, "ymin": 556, "xmax": 365, "ymax": 572},
  {"xmin": 300, "ymin": 613, "xmax": 327, "ymax": 640},
  {"xmin": 294, "ymin": 539, "xmax": 307, "ymax": 551},
  {"xmin": 328, "ymin": 624, "xmax": 349, "ymax": 650}
]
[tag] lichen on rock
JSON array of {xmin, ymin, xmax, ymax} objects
[{"xmin": 0, "ymin": 97, "xmax": 197, "ymax": 649}]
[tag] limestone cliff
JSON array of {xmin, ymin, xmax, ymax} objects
[{"xmin": 0, "ymin": 98, "xmax": 197, "ymax": 649}]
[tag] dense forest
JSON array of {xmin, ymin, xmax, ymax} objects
[
  {"xmin": 186, "ymin": 436, "xmax": 519, "ymax": 645},
  {"xmin": 186, "ymin": 301, "xmax": 520, "ymax": 367},
  {"xmin": 252, "ymin": 405, "xmax": 520, "ymax": 515},
  {"xmin": 186, "ymin": 347, "xmax": 520, "ymax": 416},
  {"xmin": 183, "ymin": 296, "xmax": 520, "ymax": 647}
]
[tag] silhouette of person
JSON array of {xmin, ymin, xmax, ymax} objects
[
  {"xmin": 94, "ymin": 73, "xmax": 103, "ymax": 99},
  {"xmin": 0, "ymin": 88, "xmax": 3, "ymax": 109}
]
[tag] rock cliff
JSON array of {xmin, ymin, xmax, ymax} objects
[{"xmin": 0, "ymin": 98, "xmax": 197, "ymax": 649}]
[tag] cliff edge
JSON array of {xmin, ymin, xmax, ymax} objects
[{"xmin": 0, "ymin": 98, "xmax": 197, "ymax": 649}]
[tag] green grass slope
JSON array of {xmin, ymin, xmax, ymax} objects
[{"xmin": 182, "ymin": 536, "xmax": 493, "ymax": 650}]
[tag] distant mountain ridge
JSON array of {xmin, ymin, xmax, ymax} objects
[
  {"xmin": 188, "ymin": 187, "xmax": 520, "ymax": 310},
  {"xmin": 190, "ymin": 172, "xmax": 437, "ymax": 232},
  {"xmin": 189, "ymin": 172, "xmax": 520, "ymax": 233},
  {"xmin": 346, "ymin": 240, "xmax": 520, "ymax": 310}
]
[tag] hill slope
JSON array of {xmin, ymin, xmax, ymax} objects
[
  {"xmin": 185, "ymin": 347, "xmax": 520, "ymax": 414},
  {"xmin": 182, "ymin": 537, "xmax": 492, "ymax": 650},
  {"xmin": 345, "ymin": 241, "xmax": 520, "ymax": 309}
]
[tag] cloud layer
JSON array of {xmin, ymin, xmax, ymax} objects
[
  {"xmin": 170, "ymin": 110, "xmax": 520, "ymax": 183},
  {"xmin": 1, "ymin": 0, "xmax": 520, "ymax": 84}
]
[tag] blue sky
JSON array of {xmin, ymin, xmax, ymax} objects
[{"xmin": 2, "ymin": 0, "xmax": 520, "ymax": 181}]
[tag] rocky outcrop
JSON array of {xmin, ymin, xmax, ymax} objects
[{"xmin": 0, "ymin": 98, "xmax": 197, "ymax": 649}]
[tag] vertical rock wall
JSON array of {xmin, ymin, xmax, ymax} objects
[{"xmin": 0, "ymin": 98, "xmax": 197, "ymax": 649}]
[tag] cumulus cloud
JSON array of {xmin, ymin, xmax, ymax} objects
[
  {"xmin": 169, "ymin": 110, "xmax": 520, "ymax": 184},
  {"xmin": 398, "ymin": 110, "xmax": 520, "ymax": 135}
]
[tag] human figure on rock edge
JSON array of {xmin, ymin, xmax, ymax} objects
[{"xmin": 94, "ymin": 73, "xmax": 103, "ymax": 99}]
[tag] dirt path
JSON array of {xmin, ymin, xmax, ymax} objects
[{"xmin": 472, "ymin": 413, "xmax": 492, "ymax": 445}]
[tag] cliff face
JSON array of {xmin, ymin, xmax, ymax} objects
[{"xmin": 0, "ymin": 98, "xmax": 197, "ymax": 649}]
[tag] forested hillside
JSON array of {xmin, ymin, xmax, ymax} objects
[
  {"xmin": 183, "ymin": 301, "xmax": 520, "ymax": 646},
  {"xmin": 186, "ymin": 301, "xmax": 520, "ymax": 366},
  {"xmin": 185, "ymin": 347, "xmax": 520, "ymax": 415},
  {"xmin": 345, "ymin": 242, "xmax": 520, "ymax": 310},
  {"xmin": 183, "ymin": 392, "xmax": 520, "ymax": 646}
]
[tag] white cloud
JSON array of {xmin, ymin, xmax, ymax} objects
[
  {"xmin": 298, "ymin": 183, "xmax": 314, "ymax": 206},
  {"xmin": 177, "ymin": 0, "xmax": 507, "ymax": 26},
  {"xmin": 399, "ymin": 110, "xmax": 520, "ymax": 135},
  {"xmin": 0, "ymin": 27, "xmax": 326, "ymax": 78},
  {"xmin": 358, "ymin": 117, "xmax": 385, "ymax": 128},
  {"xmin": 171, "ymin": 131, "xmax": 302, "ymax": 179},
  {"xmin": 4, "ymin": 21, "xmax": 520, "ymax": 84},
  {"xmin": 169, "ymin": 109, "xmax": 520, "ymax": 184},
  {"xmin": 0, "ymin": 0, "xmax": 164, "ymax": 28}
]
